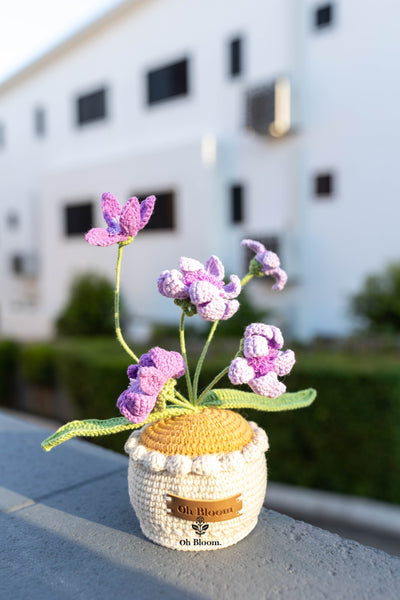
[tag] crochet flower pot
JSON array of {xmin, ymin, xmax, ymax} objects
[
  {"xmin": 125, "ymin": 409, "xmax": 269, "ymax": 550},
  {"xmin": 42, "ymin": 192, "xmax": 316, "ymax": 552}
]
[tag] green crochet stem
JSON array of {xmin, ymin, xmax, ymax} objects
[
  {"xmin": 41, "ymin": 405, "xmax": 200, "ymax": 452},
  {"xmin": 179, "ymin": 312, "xmax": 193, "ymax": 403},
  {"xmin": 241, "ymin": 272, "xmax": 254, "ymax": 287},
  {"xmin": 192, "ymin": 320, "xmax": 219, "ymax": 405},
  {"xmin": 174, "ymin": 389, "xmax": 192, "ymax": 407},
  {"xmin": 115, "ymin": 243, "xmax": 139, "ymax": 363},
  {"xmin": 200, "ymin": 387, "xmax": 317, "ymax": 411},
  {"xmin": 191, "ymin": 272, "xmax": 254, "ymax": 404},
  {"xmin": 42, "ymin": 388, "xmax": 316, "ymax": 451},
  {"xmin": 197, "ymin": 366, "xmax": 229, "ymax": 404}
]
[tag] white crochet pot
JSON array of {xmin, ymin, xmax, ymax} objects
[{"xmin": 125, "ymin": 410, "xmax": 269, "ymax": 551}]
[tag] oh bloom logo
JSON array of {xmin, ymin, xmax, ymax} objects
[
  {"xmin": 192, "ymin": 516, "xmax": 209, "ymax": 536},
  {"xmin": 179, "ymin": 517, "xmax": 222, "ymax": 547}
]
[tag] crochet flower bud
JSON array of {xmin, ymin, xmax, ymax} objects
[
  {"xmin": 158, "ymin": 255, "xmax": 241, "ymax": 321},
  {"xmin": 242, "ymin": 239, "xmax": 287, "ymax": 291},
  {"xmin": 229, "ymin": 323, "xmax": 295, "ymax": 398},
  {"xmin": 117, "ymin": 347, "xmax": 185, "ymax": 423},
  {"xmin": 86, "ymin": 192, "xmax": 156, "ymax": 246}
]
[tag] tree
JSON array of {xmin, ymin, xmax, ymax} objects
[
  {"xmin": 351, "ymin": 263, "xmax": 400, "ymax": 333},
  {"xmin": 56, "ymin": 272, "xmax": 124, "ymax": 336}
]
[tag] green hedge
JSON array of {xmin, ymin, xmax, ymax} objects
[
  {"xmin": 50, "ymin": 338, "xmax": 140, "ymax": 452},
  {"xmin": 19, "ymin": 343, "xmax": 56, "ymax": 386},
  {"xmin": 11, "ymin": 337, "xmax": 400, "ymax": 503},
  {"xmin": 244, "ymin": 353, "xmax": 400, "ymax": 504},
  {"xmin": 0, "ymin": 339, "xmax": 19, "ymax": 405}
]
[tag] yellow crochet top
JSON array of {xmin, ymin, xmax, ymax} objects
[{"xmin": 139, "ymin": 408, "xmax": 253, "ymax": 458}]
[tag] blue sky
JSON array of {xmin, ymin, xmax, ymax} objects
[{"xmin": 0, "ymin": 0, "xmax": 122, "ymax": 83}]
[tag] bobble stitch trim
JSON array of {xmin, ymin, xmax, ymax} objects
[{"xmin": 125, "ymin": 421, "xmax": 268, "ymax": 475}]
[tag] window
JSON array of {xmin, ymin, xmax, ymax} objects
[
  {"xmin": 34, "ymin": 107, "xmax": 46, "ymax": 137},
  {"xmin": 7, "ymin": 212, "xmax": 19, "ymax": 228},
  {"xmin": 229, "ymin": 37, "xmax": 242, "ymax": 77},
  {"xmin": 76, "ymin": 88, "xmax": 107, "ymax": 125},
  {"xmin": 65, "ymin": 203, "xmax": 93, "ymax": 236},
  {"xmin": 314, "ymin": 173, "xmax": 334, "ymax": 198},
  {"xmin": 136, "ymin": 191, "xmax": 175, "ymax": 230},
  {"xmin": 230, "ymin": 184, "xmax": 244, "ymax": 223},
  {"xmin": 10, "ymin": 254, "xmax": 37, "ymax": 276},
  {"xmin": 314, "ymin": 3, "xmax": 334, "ymax": 29},
  {"xmin": 11, "ymin": 255, "xmax": 24, "ymax": 275},
  {"xmin": 147, "ymin": 59, "xmax": 189, "ymax": 105}
]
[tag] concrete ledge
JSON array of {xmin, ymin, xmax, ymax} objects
[
  {"xmin": 2, "ymin": 409, "xmax": 400, "ymax": 600},
  {"xmin": 265, "ymin": 481, "xmax": 400, "ymax": 536}
]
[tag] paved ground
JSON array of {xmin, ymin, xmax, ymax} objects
[{"xmin": 2, "ymin": 409, "xmax": 400, "ymax": 599}]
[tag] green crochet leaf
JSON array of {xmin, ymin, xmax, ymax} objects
[
  {"xmin": 41, "ymin": 406, "xmax": 194, "ymax": 452},
  {"xmin": 200, "ymin": 388, "xmax": 317, "ymax": 412}
]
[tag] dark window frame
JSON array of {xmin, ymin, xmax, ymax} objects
[
  {"xmin": 134, "ymin": 191, "xmax": 175, "ymax": 231},
  {"xmin": 76, "ymin": 88, "xmax": 107, "ymax": 126},
  {"xmin": 147, "ymin": 58, "xmax": 189, "ymax": 105},
  {"xmin": 314, "ymin": 3, "xmax": 334, "ymax": 29},
  {"xmin": 314, "ymin": 172, "xmax": 335, "ymax": 198},
  {"xmin": 230, "ymin": 184, "xmax": 244, "ymax": 224},
  {"xmin": 229, "ymin": 37, "xmax": 243, "ymax": 77},
  {"xmin": 10, "ymin": 253, "xmax": 38, "ymax": 277},
  {"xmin": 11, "ymin": 255, "xmax": 24, "ymax": 275},
  {"xmin": 7, "ymin": 212, "xmax": 19, "ymax": 228},
  {"xmin": 64, "ymin": 202, "xmax": 93, "ymax": 236},
  {"xmin": 34, "ymin": 106, "xmax": 46, "ymax": 138}
]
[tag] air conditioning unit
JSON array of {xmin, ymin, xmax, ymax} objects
[{"xmin": 246, "ymin": 77, "xmax": 292, "ymax": 138}]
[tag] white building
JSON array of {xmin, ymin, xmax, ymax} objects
[{"xmin": 0, "ymin": 0, "xmax": 399, "ymax": 341}]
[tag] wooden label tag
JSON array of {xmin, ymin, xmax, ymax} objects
[{"xmin": 166, "ymin": 493, "xmax": 242, "ymax": 522}]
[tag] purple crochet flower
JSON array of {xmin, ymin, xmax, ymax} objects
[
  {"xmin": 86, "ymin": 192, "xmax": 155, "ymax": 246},
  {"xmin": 228, "ymin": 323, "xmax": 295, "ymax": 398},
  {"xmin": 117, "ymin": 347, "xmax": 186, "ymax": 423},
  {"xmin": 158, "ymin": 255, "xmax": 241, "ymax": 321},
  {"xmin": 242, "ymin": 239, "xmax": 288, "ymax": 291}
]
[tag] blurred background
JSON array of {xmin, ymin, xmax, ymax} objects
[{"xmin": 1, "ymin": 0, "xmax": 400, "ymax": 553}]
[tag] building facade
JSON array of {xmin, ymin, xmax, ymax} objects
[{"xmin": 0, "ymin": 0, "xmax": 399, "ymax": 341}]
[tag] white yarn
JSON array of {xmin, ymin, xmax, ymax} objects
[
  {"xmin": 125, "ymin": 421, "xmax": 268, "ymax": 475},
  {"xmin": 125, "ymin": 422, "xmax": 269, "ymax": 551},
  {"xmin": 165, "ymin": 454, "xmax": 193, "ymax": 476}
]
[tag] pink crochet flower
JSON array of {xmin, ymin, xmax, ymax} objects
[
  {"xmin": 242, "ymin": 239, "xmax": 288, "ymax": 291},
  {"xmin": 86, "ymin": 192, "xmax": 155, "ymax": 246},
  {"xmin": 158, "ymin": 255, "xmax": 241, "ymax": 321},
  {"xmin": 117, "ymin": 347, "xmax": 186, "ymax": 423},
  {"xmin": 228, "ymin": 323, "xmax": 295, "ymax": 398}
]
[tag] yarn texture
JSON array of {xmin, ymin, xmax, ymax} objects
[
  {"xmin": 139, "ymin": 409, "xmax": 254, "ymax": 458},
  {"xmin": 158, "ymin": 255, "xmax": 241, "ymax": 321},
  {"xmin": 86, "ymin": 193, "xmax": 155, "ymax": 247},
  {"xmin": 228, "ymin": 323, "xmax": 295, "ymax": 398},
  {"xmin": 117, "ymin": 347, "xmax": 186, "ymax": 423},
  {"xmin": 241, "ymin": 239, "xmax": 288, "ymax": 290},
  {"xmin": 125, "ymin": 411, "xmax": 269, "ymax": 551},
  {"xmin": 39, "ymin": 189, "xmax": 317, "ymax": 553}
]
